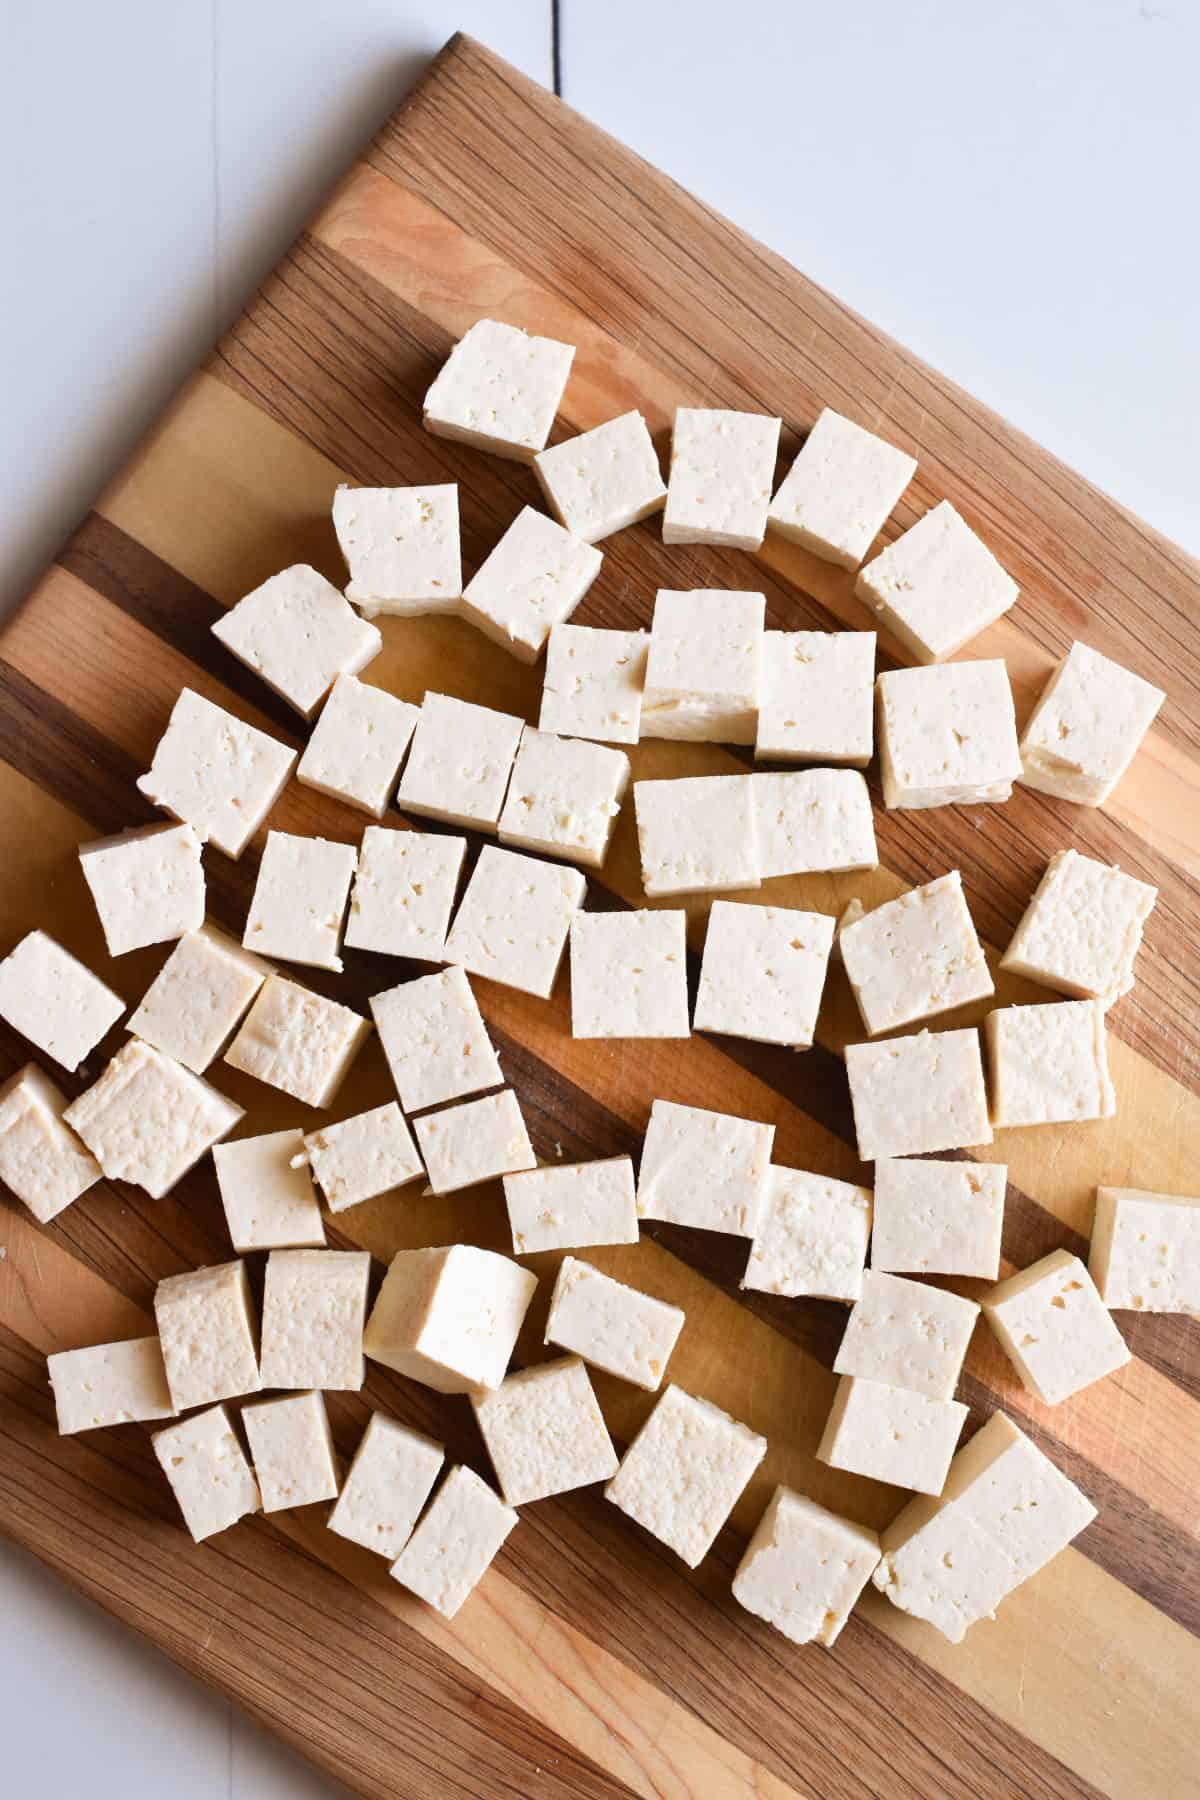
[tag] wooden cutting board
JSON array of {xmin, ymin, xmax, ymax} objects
[{"xmin": 2, "ymin": 31, "xmax": 1198, "ymax": 1800}]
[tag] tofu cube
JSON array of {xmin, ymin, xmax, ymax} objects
[
  {"xmin": 637, "ymin": 1098, "xmax": 774, "ymax": 1238},
  {"xmin": 296, "ymin": 674, "xmax": 420, "ymax": 818},
  {"xmin": 503, "ymin": 1156, "xmax": 639, "ymax": 1254},
  {"xmin": 154, "ymin": 1260, "xmax": 261, "ymax": 1411},
  {"xmin": 568, "ymin": 909, "xmax": 690, "ymax": 1040},
  {"xmin": 741, "ymin": 1166, "xmax": 873, "ymax": 1303},
  {"xmin": 472, "ymin": 1355, "xmax": 618, "ymax": 1505},
  {"xmin": 856, "ymin": 501, "xmax": 1018, "ymax": 663},
  {"xmin": 768, "ymin": 407, "xmax": 916, "ymax": 568},
  {"xmin": 733, "ymin": 1485, "xmax": 881, "ymax": 1647},
  {"xmin": 64, "ymin": 1041, "xmax": 243, "ymax": 1199},
  {"xmin": 297, "ymin": 1103, "xmax": 423, "ymax": 1213},
  {"xmin": 534, "ymin": 410, "xmax": 666, "ymax": 543},
  {"xmin": 1001, "ymin": 849, "xmax": 1157, "ymax": 1004},
  {"xmin": 834, "ymin": 1269, "xmax": 980, "ymax": 1399},
  {"xmin": 397, "ymin": 692, "xmax": 525, "ymax": 832},
  {"xmin": 538, "ymin": 624, "xmax": 648, "ymax": 745},
  {"xmin": 79, "ymin": 823, "xmax": 205, "ymax": 957},
  {"xmin": 497, "ymin": 729, "xmax": 630, "ymax": 869},
  {"xmin": 461, "ymin": 506, "xmax": 602, "ymax": 662},
  {"xmin": 752, "ymin": 769, "xmax": 877, "ymax": 879},
  {"xmin": 605, "ymin": 1385, "xmax": 766, "ymax": 1568},
  {"xmin": 364, "ymin": 1243, "xmax": 537, "ymax": 1394},
  {"xmin": 224, "ymin": 974, "xmax": 371, "ymax": 1107},
  {"xmin": 128, "ymin": 926, "xmax": 267, "ymax": 1073},
  {"xmin": 242, "ymin": 831, "xmax": 357, "ymax": 974},
  {"xmin": 413, "ymin": 1090, "xmax": 536, "ymax": 1196},
  {"xmin": 390, "ymin": 1465, "xmax": 517, "ymax": 1618},
  {"xmin": 153, "ymin": 1405, "xmax": 260, "ymax": 1541},
  {"xmin": 877, "ymin": 660, "xmax": 1021, "ymax": 809},
  {"xmin": 982, "ymin": 1249, "xmax": 1130, "ymax": 1404},
  {"xmin": 259, "ymin": 1249, "xmax": 371, "ymax": 1391},
  {"xmin": 840, "ymin": 870, "xmax": 993, "ymax": 1036},
  {"xmin": 985, "ymin": 999, "xmax": 1116, "ymax": 1127},
  {"xmin": 544, "ymin": 1257, "xmax": 684, "ymax": 1391},
  {"xmin": 48, "ymin": 1337, "xmax": 175, "ymax": 1434},
  {"xmin": 634, "ymin": 774, "xmax": 760, "ymax": 898},
  {"xmin": 241, "ymin": 1390, "xmax": 340, "ymax": 1512},
  {"xmin": 1089, "ymin": 1187, "xmax": 1200, "ymax": 1313},
  {"xmin": 137, "ymin": 688, "xmax": 297, "ymax": 859},
  {"xmin": 345, "ymin": 827, "xmax": 466, "ymax": 961},
  {"xmin": 0, "ymin": 1064, "xmax": 101, "ymax": 1223},
  {"xmin": 370, "ymin": 965, "xmax": 502, "ymax": 1115},
  {"xmin": 328, "ymin": 1411, "xmax": 445, "ymax": 1561},
  {"xmin": 444, "ymin": 845, "xmax": 585, "ymax": 999},
  {"xmin": 694, "ymin": 900, "xmax": 835, "ymax": 1049},
  {"xmin": 817, "ymin": 1376, "xmax": 968, "ymax": 1495},
  {"xmin": 212, "ymin": 1128, "xmax": 326, "ymax": 1253},
  {"xmin": 871, "ymin": 1158, "xmax": 1006, "ymax": 1280},
  {"xmin": 422, "ymin": 317, "xmax": 575, "ymax": 461},
  {"xmin": 755, "ymin": 630, "xmax": 876, "ymax": 766},
  {"xmin": 845, "ymin": 1027, "xmax": 992, "ymax": 1160},
  {"xmin": 641, "ymin": 589, "xmax": 765, "ymax": 744},
  {"xmin": 662, "ymin": 408, "xmax": 781, "ymax": 550},
  {"xmin": 212, "ymin": 564, "xmax": 381, "ymax": 717},
  {"xmin": 332, "ymin": 483, "xmax": 462, "ymax": 618},
  {"xmin": 0, "ymin": 930, "xmax": 124, "ymax": 1072},
  {"xmin": 1019, "ymin": 640, "xmax": 1164, "ymax": 806}
]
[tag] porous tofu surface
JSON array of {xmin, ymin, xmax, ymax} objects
[
  {"xmin": 396, "ymin": 691, "xmax": 525, "ymax": 830},
  {"xmin": 224, "ymin": 974, "xmax": 371, "ymax": 1107},
  {"xmin": 662, "ymin": 408, "xmax": 781, "ymax": 550},
  {"xmin": 755, "ymin": 630, "xmax": 876, "ymax": 766},
  {"xmin": 299, "ymin": 1103, "xmax": 423, "ymax": 1213},
  {"xmin": 212, "ymin": 1129, "xmax": 326, "ymax": 1254},
  {"xmin": 472, "ymin": 1355, "xmax": 618, "ymax": 1505},
  {"xmin": 242, "ymin": 831, "xmax": 357, "ymax": 973},
  {"xmin": 390, "ymin": 1465, "xmax": 518, "ymax": 1618},
  {"xmin": 0, "ymin": 1063, "xmax": 102, "ymax": 1223},
  {"xmin": 212, "ymin": 564, "xmax": 381, "ymax": 717},
  {"xmin": 422, "ymin": 317, "xmax": 575, "ymax": 461},
  {"xmin": 345, "ymin": 827, "xmax": 466, "ymax": 962},
  {"xmin": 694, "ymin": 900, "xmax": 834, "ymax": 1049},
  {"xmin": 48, "ymin": 1336, "xmax": 175, "ymax": 1435},
  {"xmin": 817, "ymin": 1375, "xmax": 968, "ymax": 1496},
  {"xmin": 152, "ymin": 1404, "xmax": 260, "ymax": 1542},
  {"xmin": 637, "ymin": 1099, "xmax": 774, "ymax": 1238},
  {"xmin": 296, "ymin": 674, "xmax": 420, "ymax": 817},
  {"xmin": 0, "ymin": 930, "xmax": 124, "ymax": 1072},
  {"xmin": 839, "ymin": 870, "xmax": 993, "ymax": 1035},
  {"xmin": 544, "ymin": 1257, "xmax": 684, "ymax": 1390},
  {"xmin": 767, "ymin": 407, "xmax": 916, "ymax": 569},
  {"xmin": 641, "ymin": 588, "xmax": 765, "ymax": 744},
  {"xmin": 136, "ymin": 688, "xmax": 296, "ymax": 859},
  {"xmin": 413, "ymin": 1089, "xmax": 536, "ymax": 1195},
  {"xmin": 985, "ymin": 999, "xmax": 1116, "ymax": 1127},
  {"xmin": 982, "ymin": 1250, "xmax": 1131, "ymax": 1404},
  {"xmin": 79, "ymin": 822, "xmax": 205, "ymax": 957},
  {"xmin": 332, "ymin": 483, "xmax": 462, "ymax": 617},
  {"xmin": 605, "ymin": 1384, "xmax": 767, "ymax": 1568},
  {"xmin": 538, "ymin": 624, "xmax": 648, "ymax": 745},
  {"xmin": 364, "ymin": 1244, "xmax": 537, "ymax": 1394},
  {"xmin": 569, "ymin": 908, "xmax": 690, "ymax": 1040},
  {"xmin": 855, "ymin": 500, "xmax": 1018, "ymax": 663},
  {"xmin": 241, "ymin": 1390, "xmax": 340, "ymax": 1512},
  {"xmin": 1019, "ymin": 640, "xmax": 1164, "ymax": 805},
  {"xmin": 732, "ymin": 1485, "xmax": 881, "ymax": 1647},
  {"xmin": 534, "ymin": 411, "xmax": 666, "ymax": 543},
  {"xmin": 444, "ymin": 844, "xmax": 586, "ymax": 999},
  {"xmin": 371, "ymin": 965, "xmax": 502, "ymax": 1115},
  {"xmin": 259, "ymin": 1249, "xmax": 372, "ymax": 1391},
  {"xmin": 871, "ymin": 1158, "xmax": 1006, "ymax": 1280},
  {"xmin": 741, "ymin": 1166, "xmax": 873, "ymax": 1302},
  {"xmin": 128, "ymin": 926, "xmax": 267, "ymax": 1073},
  {"xmin": 877, "ymin": 660, "xmax": 1021, "ymax": 809},
  {"xmin": 634, "ymin": 775, "xmax": 760, "ymax": 897},
  {"xmin": 328, "ymin": 1411, "xmax": 445, "ymax": 1561},
  {"xmin": 497, "ymin": 728, "xmax": 629, "ymax": 868},
  {"xmin": 845, "ymin": 1027, "xmax": 992, "ymax": 1159},
  {"xmin": 1089, "ymin": 1187, "xmax": 1200, "ymax": 1313},
  {"xmin": 752, "ymin": 769, "xmax": 877, "ymax": 879},
  {"xmin": 460, "ymin": 506, "xmax": 602, "ymax": 661},
  {"xmin": 154, "ymin": 1260, "xmax": 261, "ymax": 1412},
  {"xmin": 64, "ymin": 1040, "xmax": 243, "ymax": 1199},
  {"xmin": 503, "ymin": 1156, "xmax": 639, "ymax": 1254},
  {"xmin": 1001, "ymin": 849, "xmax": 1157, "ymax": 1003},
  {"xmin": 833, "ymin": 1268, "xmax": 979, "ymax": 1400}
]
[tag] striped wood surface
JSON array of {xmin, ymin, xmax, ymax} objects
[{"xmin": 1, "ymin": 32, "xmax": 1198, "ymax": 1800}]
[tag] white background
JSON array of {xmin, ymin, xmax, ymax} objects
[{"xmin": 0, "ymin": 1, "xmax": 1196, "ymax": 1795}]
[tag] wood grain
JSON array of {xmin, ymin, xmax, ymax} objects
[{"xmin": 2, "ymin": 31, "xmax": 1198, "ymax": 1800}]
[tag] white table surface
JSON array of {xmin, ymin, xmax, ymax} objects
[{"xmin": 1, "ymin": 3, "xmax": 1196, "ymax": 1796}]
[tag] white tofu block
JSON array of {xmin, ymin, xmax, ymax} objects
[
  {"xmin": 605, "ymin": 1385, "xmax": 766, "ymax": 1567},
  {"xmin": 662, "ymin": 408, "xmax": 781, "ymax": 550},
  {"xmin": 818, "ymin": 1376, "xmax": 968, "ymax": 1495},
  {"xmin": 397, "ymin": 691, "xmax": 525, "ymax": 832},
  {"xmin": 741, "ymin": 1166, "xmax": 873, "ymax": 1303},
  {"xmin": 755, "ymin": 630, "xmax": 876, "ymax": 766},
  {"xmin": 0, "ymin": 930, "xmax": 124, "ymax": 1072},
  {"xmin": 1001, "ymin": 849, "xmax": 1157, "ymax": 1005},
  {"xmin": 840, "ymin": 870, "xmax": 993, "ymax": 1036},
  {"xmin": 212, "ymin": 564, "xmax": 381, "ymax": 717},
  {"xmin": 364, "ymin": 1243, "xmax": 537, "ymax": 1393},
  {"xmin": 637, "ymin": 1098, "xmax": 774, "ymax": 1238},
  {"xmin": 79, "ymin": 823, "xmax": 205, "ymax": 957},
  {"xmin": 297, "ymin": 1103, "xmax": 423, "ymax": 1213},
  {"xmin": 694, "ymin": 901, "xmax": 834, "ymax": 1049},
  {"xmin": 333, "ymin": 483, "xmax": 462, "ymax": 618},
  {"xmin": 983, "ymin": 1249, "xmax": 1130, "ymax": 1404},
  {"xmin": 873, "ymin": 1411, "xmax": 1097, "ymax": 1642},
  {"xmin": 733, "ymin": 1486, "xmax": 881, "ymax": 1647},
  {"xmin": 0, "ymin": 1064, "xmax": 101, "ymax": 1224},
  {"xmin": 259, "ymin": 1248, "xmax": 372, "ymax": 1391},
  {"xmin": 1089, "ymin": 1187, "xmax": 1200, "ymax": 1314},
  {"xmin": 877, "ymin": 660, "xmax": 1021, "ymax": 809},
  {"xmin": 444, "ymin": 845, "xmax": 585, "ymax": 999},
  {"xmin": 497, "ymin": 729, "xmax": 629, "ymax": 869},
  {"xmin": 985, "ymin": 999, "xmax": 1115, "ymax": 1127},
  {"xmin": 871, "ymin": 1158, "xmax": 1006, "ymax": 1280},
  {"xmin": 856, "ymin": 501, "xmax": 1019, "ymax": 663},
  {"xmin": 390, "ymin": 1465, "xmax": 517, "ymax": 1618},
  {"xmin": 328, "ymin": 1411, "xmax": 445, "ymax": 1561},
  {"xmin": 535, "ymin": 410, "xmax": 666, "ymax": 543},
  {"xmin": 834, "ymin": 1269, "xmax": 980, "ymax": 1399},
  {"xmin": 345, "ymin": 827, "xmax": 466, "ymax": 962},
  {"xmin": 538, "ymin": 624, "xmax": 648, "ymax": 745},
  {"xmin": 545, "ymin": 1257, "xmax": 684, "ymax": 1391},
  {"xmin": 634, "ymin": 775, "xmax": 759, "ymax": 898},
  {"xmin": 641, "ymin": 589, "xmax": 765, "ymax": 744},
  {"xmin": 414, "ymin": 1090, "xmax": 536, "ymax": 1196},
  {"xmin": 1020, "ymin": 640, "xmax": 1165, "ymax": 806},
  {"xmin": 128, "ymin": 926, "xmax": 268, "ymax": 1074},
  {"xmin": 371, "ymin": 965, "xmax": 501, "ymax": 1115},
  {"xmin": 64, "ymin": 1041, "xmax": 243, "ymax": 1199},
  {"xmin": 768, "ymin": 407, "xmax": 916, "ymax": 568},
  {"xmin": 461, "ymin": 506, "xmax": 602, "ymax": 662},
  {"xmin": 224, "ymin": 974, "xmax": 371, "ymax": 1107},
  {"xmin": 154, "ymin": 1260, "xmax": 261, "ymax": 1412},
  {"xmin": 212, "ymin": 1129, "xmax": 325, "ymax": 1253},
  {"xmin": 153, "ymin": 1404, "xmax": 260, "ymax": 1540},
  {"xmin": 503, "ymin": 1156, "xmax": 638, "ymax": 1255},
  {"xmin": 241, "ymin": 1391, "xmax": 339, "ymax": 1513},
  {"xmin": 137, "ymin": 688, "xmax": 297, "ymax": 859},
  {"xmin": 422, "ymin": 317, "xmax": 575, "ymax": 461},
  {"xmin": 242, "ymin": 831, "xmax": 357, "ymax": 974},
  {"xmin": 845, "ymin": 1028, "xmax": 992, "ymax": 1160},
  {"xmin": 752, "ymin": 770, "xmax": 877, "ymax": 879},
  {"xmin": 568, "ymin": 908, "xmax": 689, "ymax": 1040},
  {"xmin": 48, "ymin": 1337, "xmax": 175, "ymax": 1434},
  {"xmin": 473, "ymin": 1355, "xmax": 618, "ymax": 1505},
  {"xmin": 295, "ymin": 674, "xmax": 420, "ymax": 818}
]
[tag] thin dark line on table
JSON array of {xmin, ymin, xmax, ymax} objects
[{"xmin": 551, "ymin": 0, "xmax": 563, "ymax": 97}]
